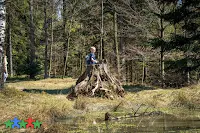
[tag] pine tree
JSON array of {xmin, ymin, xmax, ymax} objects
[
  {"xmin": 163, "ymin": 0, "xmax": 200, "ymax": 84},
  {"xmin": 148, "ymin": 0, "xmax": 175, "ymax": 88}
]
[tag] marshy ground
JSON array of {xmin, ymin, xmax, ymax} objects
[{"xmin": 0, "ymin": 78, "xmax": 200, "ymax": 132}]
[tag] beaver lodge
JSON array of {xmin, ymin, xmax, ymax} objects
[{"xmin": 67, "ymin": 60, "xmax": 125, "ymax": 99}]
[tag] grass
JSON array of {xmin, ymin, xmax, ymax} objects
[
  {"xmin": 6, "ymin": 78, "xmax": 76, "ymax": 90},
  {"xmin": 0, "ymin": 78, "xmax": 200, "ymax": 132},
  {"xmin": 0, "ymin": 87, "xmax": 74, "ymax": 132}
]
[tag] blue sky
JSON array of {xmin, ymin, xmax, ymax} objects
[{"xmin": 178, "ymin": 0, "xmax": 182, "ymax": 5}]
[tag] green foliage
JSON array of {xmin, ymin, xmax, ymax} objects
[
  {"xmin": 149, "ymin": 38, "xmax": 168, "ymax": 49},
  {"xmin": 16, "ymin": 60, "xmax": 42, "ymax": 76},
  {"xmin": 4, "ymin": 0, "xmax": 200, "ymax": 86},
  {"xmin": 164, "ymin": 0, "xmax": 200, "ymax": 73},
  {"xmin": 26, "ymin": 61, "xmax": 43, "ymax": 77}
]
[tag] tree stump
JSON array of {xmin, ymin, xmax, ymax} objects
[{"xmin": 67, "ymin": 60, "xmax": 125, "ymax": 99}]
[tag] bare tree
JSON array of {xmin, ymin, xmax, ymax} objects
[
  {"xmin": 62, "ymin": 0, "xmax": 67, "ymax": 78},
  {"xmin": 7, "ymin": 5, "xmax": 13, "ymax": 77},
  {"xmin": 113, "ymin": 9, "xmax": 120, "ymax": 77},
  {"xmin": 49, "ymin": 0, "xmax": 54, "ymax": 77},
  {"xmin": 0, "ymin": 0, "xmax": 6, "ymax": 88},
  {"xmin": 44, "ymin": 0, "xmax": 49, "ymax": 79},
  {"xmin": 29, "ymin": 0, "xmax": 36, "ymax": 79},
  {"xmin": 100, "ymin": 0, "xmax": 104, "ymax": 60},
  {"xmin": 62, "ymin": 0, "xmax": 82, "ymax": 78}
]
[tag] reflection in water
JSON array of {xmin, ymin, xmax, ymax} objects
[
  {"xmin": 103, "ymin": 115, "xmax": 200, "ymax": 133},
  {"xmin": 55, "ymin": 114, "xmax": 200, "ymax": 132}
]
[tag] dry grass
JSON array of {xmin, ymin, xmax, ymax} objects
[
  {"xmin": 125, "ymin": 84, "xmax": 200, "ymax": 109},
  {"xmin": 0, "ymin": 78, "xmax": 199, "ymax": 132},
  {"xmin": 5, "ymin": 78, "xmax": 76, "ymax": 90},
  {"xmin": 0, "ymin": 87, "xmax": 74, "ymax": 132}
]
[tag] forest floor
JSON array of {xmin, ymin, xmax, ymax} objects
[{"xmin": 0, "ymin": 78, "xmax": 200, "ymax": 132}]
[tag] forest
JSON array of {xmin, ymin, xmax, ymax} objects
[
  {"xmin": 0, "ymin": 0, "xmax": 200, "ymax": 132},
  {"xmin": 1, "ymin": 0, "xmax": 199, "ymax": 87}
]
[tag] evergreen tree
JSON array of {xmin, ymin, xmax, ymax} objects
[
  {"xmin": 148, "ymin": 0, "xmax": 176, "ymax": 87},
  {"xmin": 163, "ymin": 0, "xmax": 200, "ymax": 84}
]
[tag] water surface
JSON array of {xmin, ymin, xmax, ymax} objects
[{"xmin": 55, "ymin": 113, "xmax": 200, "ymax": 133}]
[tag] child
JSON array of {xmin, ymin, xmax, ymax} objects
[
  {"xmin": 86, "ymin": 46, "xmax": 98, "ymax": 65},
  {"xmin": 86, "ymin": 47, "xmax": 98, "ymax": 79}
]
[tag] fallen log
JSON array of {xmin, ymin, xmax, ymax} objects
[{"xmin": 105, "ymin": 111, "xmax": 167, "ymax": 121}]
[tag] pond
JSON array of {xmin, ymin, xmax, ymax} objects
[{"xmin": 54, "ymin": 112, "xmax": 200, "ymax": 133}]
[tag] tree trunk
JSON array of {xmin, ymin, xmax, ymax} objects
[
  {"xmin": 119, "ymin": 14, "xmax": 125, "ymax": 83},
  {"xmin": 182, "ymin": 0, "xmax": 190, "ymax": 85},
  {"xmin": 186, "ymin": 46, "xmax": 190, "ymax": 85},
  {"xmin": 161, "ymin": 48, "xmax": 165, "ymax": 88},
  {"xmin": 130, "ymin": 60, "xmax": 133, "ymax": 83},
  {"xmin": 79, "ymin": 52, "xmax": 83, "ymax": 75},
  {"xmin": 62, "ymin": 23, "xmax": 72, "ymax": 78},
  {"xmin": 62, "ymin": 0, "xmax": 67, "ymax": 78},
  {"xmin": 44, "ymin": 0, "xmax": 49, "ymax": 79},
  {"xmin": 125, "ymin": 60, "xmax": 128, "ymax": 85},
  {"xmin": 160, "ymin": 4, "xmax": 165, "ymax": 88},
  {"xmin": 62, "ymin": 0, "xmax": 71, "ymax": 78},
  {"xmin": 184, "ymin": 20, "xmax": 190, "ymax": 85},
  {"xmin": 49, "ymin": 0, "xmax": 54, "ymax": 77},
  {"xmin": 0, "ymin": 0, "xmax": 6, "ymax": 88},
  {"xmin": 142, "ymin": 57, "xmax": 147, "ymax": 85},
  {"xmin": 7, "ymin": 12, "xmax": 13, "ymax": 77},
  {"xmin": 29, "ymin": 0, "xmax": 36, "ymax": 79},
  {"xmin": 114, "ymin": 10, "xmax": 120, "ymax": 78},
  {"xmin": 120, "ymin": 37, "xmax": 125, "ymax": 83},
  {"xmin": 67, "ymin": 61, "xmax": 124, "ymax": 99},
  {"xmin": 100, "ymin": 0, "xmax": 104, "ymax": 60}
]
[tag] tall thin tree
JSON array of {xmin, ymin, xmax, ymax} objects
[
  {"xmin": 49, "ymin": 0, "xmax": 54, "ymax": 77},
  {"xmin": 44, "ymin": 0, "xmax": 49, "ymax": 79},
  {"xmin": 100, "ymin": 0, "xmax": 104, "ymax": 60},
  {"xmin": 7, "ymin": 4, "xmax": 13, "ymax": 77},
  {"xmin": 113, "ymin": 9, "xmax": 120, "ymax": 77},
  {"xmin": 0, "ymin": 0, "xmax": 6, "ymax": 88},
  {"xmin": 29, "ymin": 0, "xmax": 36, "ymax": 79}
]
